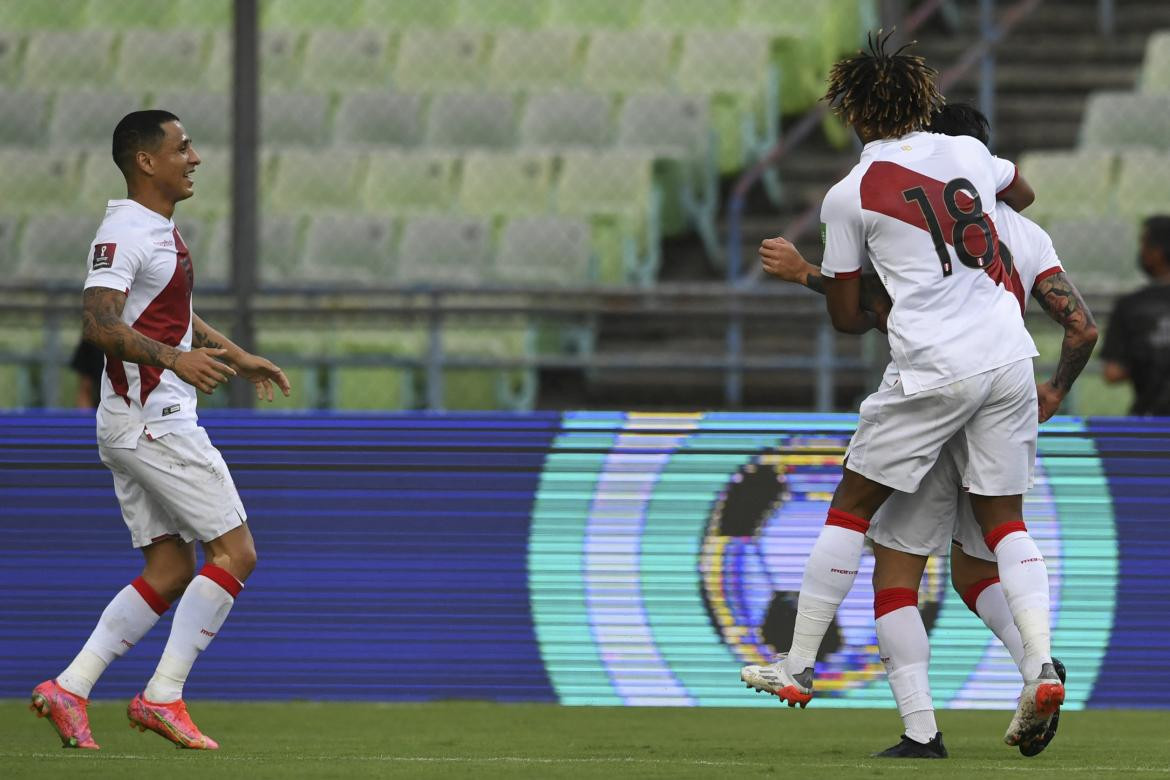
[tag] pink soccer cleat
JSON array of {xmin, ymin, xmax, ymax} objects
[
  {"xmin": 29, "ymin": 679, "xmax": 100, "ymax": 749},
  {"xmin": 127, "ymin": 693, "xmax": 219, "ymax": 750}
]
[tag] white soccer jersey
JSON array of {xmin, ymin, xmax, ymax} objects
[
  {"xmin": 821, "ymin": 131, "xmax": 1038, "ymax": 394},
  {"xmin": 83, "ymin": 199, "xmax": 198, "ymax": 448}
]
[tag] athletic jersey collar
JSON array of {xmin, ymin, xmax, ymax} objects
[
  {"xmin": 107, "ymin": 198, "xmax": 175, "ymax": 227},
  {"xmin": 861, "ymin": 131, "xmax": 929, "ymax": 159}
]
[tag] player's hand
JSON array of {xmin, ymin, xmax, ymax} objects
[
  {"xmin": 232, "ymin": 352, "xmax": 292, "ymax": 402},
  {"xmin": 758, "ymin": 236, "xmax": 809, "ymax": 283},
  {"xmin": 173, "ymin": 348, "xmax": 236, "ymax": 395},
  {"xmin": 1036, "ymin": 380, "xmax": 1064, "ymax": 423}
]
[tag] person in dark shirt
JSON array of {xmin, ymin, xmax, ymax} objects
[
  {"xmin": 70, "ymin": 338, "xmax": 105, "ymax": 409},
  {"xmin": 1101, "ymin": 216, "xmax": 1170, "ymax": 415}
]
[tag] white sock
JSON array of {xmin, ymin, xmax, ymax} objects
[
  {"xmin": 784, "ymin": 509, "xmax": 868, "ymax": 675},
  {"xmin": 144, "ymin": 565, "xmax": 240, "ymax": 703},
  {"xmin": 876, "ymin": 591, "xmax": 937, "ymax": 744},
  {"xmin": 987, "ymin": 524, "xmax": 1052, "ymax": 680},
  {"xmin": 57, "ymin": 578, "xmax": 169, "ymax": 699},
  {"xmin": 962, "ymin": 577, "xmax": 1032, "ymax": 680}
]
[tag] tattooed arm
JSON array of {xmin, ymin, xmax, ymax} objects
[
  {"xmin": 1031, "ymin": 271, "xmax": 1099, "ymax": 421},
  {"xmin": 192, "ymin": 314, "xmax": 243, "ymax": 362},
  {"xmin": 82, "ymin": 287, "xmax": 235, "ymax": 394}
]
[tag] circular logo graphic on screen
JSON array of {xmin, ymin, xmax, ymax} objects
[{"xmin": 699, "ymin": 446, "xmax": 947, "ymax": 696}]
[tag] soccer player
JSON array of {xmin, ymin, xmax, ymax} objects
[
  {"xmin": 742, "ymin": 34, "xmax": 1064, "ymax": 749},
  {"xmin": 748, "ymin": 103, "xmax": 1097, "ymax": 759},
  {"xmin": 29, "ymin": 110, "xmax": 290, "ymax": 750}
]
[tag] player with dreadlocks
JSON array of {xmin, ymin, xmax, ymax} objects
[{"xmin": 740, "ymin": 33, "xmax": 1064, "ymax": 756}]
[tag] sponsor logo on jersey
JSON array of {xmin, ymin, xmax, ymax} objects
[
  {"xmin": 162, "ymin": 404, "xmax": 181, "ymax": 416},
  {"xmin": 92, "ymin": 243, "xmax": 117, "ymax": 270}
]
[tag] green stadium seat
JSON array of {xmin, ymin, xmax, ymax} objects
[
  {"xmin": 1116, "ymin": 150, "xmax": 1170, "ymax": 221},
  {"xmin": 396, "ymin": 215, "xmax": 493, "ymax": 286},
  {"xmin": 362, "ymin": 0, "xmax": 456, "ymax": 28},
  {"xmin": 1018, "ymin": 150, "xmax": 1115, "ymax": 225},
  {"xmin": 261, "ymin": 0, "xmax": 363, "ymax": 28},
  {"xmin": 1045, "ymin": 216, "xmax": 1141, "ymax": 291},
  {"xmin": 425, "ymin": 93, "xmax": 516, "ymax": 149},
  {"xmin": 455, "ymin": 0, "xmax": 548, "ymax": 29},
  {"xmin": 16, "ymin": 213, "xmax": 101, "ymax": 286},
  {"xmin": 260, "ymin": 30, "xmax": 306, "ymax": 89},
  {"xmin": 260, "ymin": 92, "xmax": 331, "ymax": 146},
  {"xmin": 0, "ymin": 32, "xmax": 22, "ymax": 86},
  {"xmin": 547, "ymin": 0, "xmax": 642, "ymax": 29},
  {"xmin": 180, "ymin": 144, "xmax": 231, "ymax": 218},
  {"xmin": 116, "ymin": 31, "xmax": 210, "ymax": 92},
  {"xmin": 302, "ymin": 29, "xmax": 393, "ymax": 92},
  {"xmin": 79, "ymin": 152, "xmax": 126, "ymax": 207},
  {"xmin": 170, "ymin": 0, "xmax": 233, "ymax": 28},
  {"xmin": 519, "ymin": 91, "xmax": 611, "ymax": 150},
  {"xmin": 334, "ymin": 92, "xmax": 423, "ymax": 146},
  {"xmin": 23, "ymin": 31, "xmax": 117, "ymax": 88},
  {"xmin": 583, "ymin": 31, "xmax": 675, "ymax": 94},
  {"xmin": 50, "ymin": 91, "xmax": 144, "ymax": 149},
  {"xmin": 257, "ymin": 215, "xmax": 306, "ymax": 288},
  {"xmin": 151, "ymin": 91, "xmax": 232, "ymax": 146},
  {"xmin": 641, "ymin": 0, "xmax": 740, "ymax": 30},
  {"xmin": 6, "ymin": 0, "xmax": 85, "ymax": 29},
  {"xmin": 1140, "ymin": 31, "xmax": 1170, "ymax": 93},
  {"xmin": 0, "ymin": 151, "xmax": 81, "ymax": 214},
  {"xmin": 496, "ymin": 216, "xmax": 594, "ymax": 286},
  {"xmin": 394, "ymin": 30, "xmax": 486, "ymax": 91},
  {"xmin": 0, "ymin": 217, "xmax": 22, "ymax": 276},
  {"xmin": 362, "ymin": 151, "xmax": 458, "ymax": 214},
  {"xmin": 0, "ymin": 90, "xmax": 51, "ymax": 146},
  {"xmin": 1080, "ymin": 92, "xmax": 1170, "ymax": 150},
  {"xmin": 301, "ymin": 214, "xmax": 396, "ymax": 286},
  {"xmin": 737, "ymin": 0, "xmax": 834, "ymax": 114},
  {"xmin": 487, "ymin": 30, "xmax": 583, "ymax": 91},
  {"xmin": 85, "ymin": 0, "xmax": 177, "ymax": 27},
  {"xmin": 266, "ymin": 148, "xmax": 366, "ymax": 213},
  {"xmin": 459, "ymin": 152, "xmax": 554, "ymax": 217}
]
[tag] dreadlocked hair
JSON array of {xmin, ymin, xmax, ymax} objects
[{"xmin": 824, "ymin": 30, "xmax": 943, "ymax": 139}]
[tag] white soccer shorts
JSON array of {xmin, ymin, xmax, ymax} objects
[{"xmin": 99, "ymin": 426, "xmax": 247, "ymax": 548}]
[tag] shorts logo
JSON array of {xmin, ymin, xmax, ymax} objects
[
  {"xmin": 92, "ymin": 243, "xmax": 116, "ymax": 270},
  {"xmin": 162, "ymin": 404, "xmax": 181, "ymax": 416}
]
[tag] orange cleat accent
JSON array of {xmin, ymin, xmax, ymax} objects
[
  {"xmin": 29, "ymin": 679, "xmax": 99, "ymax": 749},
  {"xmin": 127, "ymin": 693, "xmax": 219, "ymax": 750}
]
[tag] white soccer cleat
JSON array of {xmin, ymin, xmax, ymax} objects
[
  {"xmin": 740, "ymin": 656, "xmax": 814, "ymax": 708},
  {"xmin": 1004, "ymin": 662, "xmax": 1066, "ymax": 746}
]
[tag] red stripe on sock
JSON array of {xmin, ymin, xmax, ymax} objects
[
  {"xmin": 826, "ymin": 508, "xmax": 870, "ymax": 534},
  {"xmin": 961, "ymin": 577, "xmax": 1001, "ymax": 614},
  {"xmin": 984, "ymin": 521, "xmax": 1028, "ymax": 552},
  {"xmin": 199, "ymin": 564, "xmax": 243, "ymax": 598},
  {"xmin": 874, "ymin": 587, "xmax": 918, "ymax": 619},
  {"xmin": 131, "ymin": 576, "xmax": 171, "ymax": 616}
]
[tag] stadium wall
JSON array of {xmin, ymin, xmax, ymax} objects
[{"xmin": 0, "ymin": 412, "xmax": 1165, "ymax": 710}]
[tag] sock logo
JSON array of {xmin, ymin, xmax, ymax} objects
[
  {"xmin": 121, "ymin": 639, "xmax": 134, "ymax": 649},
  {"xmin": 200, "ymin": 628, "xmax": 216, "ymax": 638}
]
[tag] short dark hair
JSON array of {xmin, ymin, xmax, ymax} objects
[
  {"xmin": 824, "ymin": 30, "xmax": 943, "ymax": 138},
  {"xmin": 1143, "ymin": 216, "xmax": 1170, "ymax": 258},
  {"xmin": 926, "ymin": 103, "xmax": 991, "ymax": 146},
  {"xmin": 111, "ymin": 110, "xmax": 180, "ymax": 176}
]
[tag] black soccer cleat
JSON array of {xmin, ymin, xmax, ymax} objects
[
  {"xmin": 1019, "ymin": 657, "xmax": 1067, "ymax": 757},
  {"xmin": 872, "ymin": 732, "xmax": 948, "ymax": 759}
]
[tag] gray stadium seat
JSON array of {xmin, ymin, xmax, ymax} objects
[
  {"xmin": 257, "ymin": 215, "xmax": 307, "ymax": 288},
  {"xmin": 0, "ymin": 151, "xmax": 81, "ymax": 214},
  {"xmin": 302, "ymin": 29, "xmax": 393, "ymax": 92},
  {"xmin": 487, "ymin": 30, "xmax": 583, "ymax": 90},
  {"xmin": 396, "ymin": 215, "xmax": 493, "ymax": 286},
  {"xmin": 425, "ymin": 93, "xmax": 516, "ymax": 149},
  {"xmin": 259, "ymin": 30, "xmax": 307, "ymax": 90},
  {"xmin": 519, "ymin": 92, "xmax": 611, "ymax": 150},
  {"xmin": 459, "ymin": 152, "xmax": 554, "ymax": 217},
  {"xmin": 395, "ymin": 30, "xmax": 485, "ymax": 91},
  {"xmin": 79, "ymin": 153, "xmax": 127, "ymax": 207},
  {"xmin": 23, "ymin": 31, "xmax": 117, "ymax": 88},
  {"xmin": 0, "ymin": 90, "xmax": 51, "ymax": 146},
  {"xmin": 1045, "ymin": 216, "xmax": 1141, "ymax": 290},
  {"xmin": 1116, "ymin": 150, "xmax": 1170, "ymax": 220},
  {"xmin": 16, "ymin": 213, "xmax": 101, "ymax": 285},
  {"xmin": 50, "ymin": 91, "xmax": 144, "ymax": 149},
  {"xmin": 1080, "ymin": 92, "xmax": 1170, "ymax": 150},
  {"xmin": 583, "ymin": 31, "xmax": 674, "ymax": 94},
  {"xmin": 0, "ymin": 32, "xmax": 21, "ymax": 84},
  {"xmin": 1018, "ymin": 150, "xmax": 1115, "ymax": 224},
  {"xmin": 1141, "ymin": 31, "xmax": 1170, "ymax": 94},
  {"xmin": 260, "ymin": 92, "xmax": 331, "ymax": 146},
  {"xmin": 301, "ymin": 215, "xmax": 396, "ymax": 285},
  {"xmin": 334, "ymin": 92, "xmax": 423, "ymax": 146},
  {"xmin": 496, "ymin": 216, "xmax": 593, "ymax": 285},
  {"xmin": 266, "ymin": 149, "xmax": 366, "ymax": 213},
  {"xmin": 116, "ymin": 31, "xmax": 210, "ymax": 92},
  {"xmin": 362, "ymin": 151, "xmax": 458, "ymax": 214},
  {"xmin": 181, "ymin": 145, "xmax": 231, "ymax": 219},
  {"xmin": 0, "ymin": 217, "xmax": 22, "ymax": 276},
  {"xmin": 151, "ymin": 91, "xmax": 232, "ymax": 146}
]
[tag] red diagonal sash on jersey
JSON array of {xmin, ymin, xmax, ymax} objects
[{"xmin": 860, "ymin": 161, "xmax": 1026, "ymax": 312}]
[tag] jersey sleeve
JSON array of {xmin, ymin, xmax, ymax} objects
[
  {"xmin": 991, "ymin": 155, "xmax": 1019, "ymax": 196},
  {"xmin": 83, "ymin": 231, "xmax": 146, "ymax": 292},
  {"xmin": 1030, "ymin": 225, "xmax": 1064, "ymax": 284},
  {"xmin": 819, "ymin": 180, "xmax": 865, "ymax": 279}
]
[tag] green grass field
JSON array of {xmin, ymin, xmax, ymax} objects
[{"xmin": 3, "ymin": 701, "xmax": 1169, "ymax": 779}]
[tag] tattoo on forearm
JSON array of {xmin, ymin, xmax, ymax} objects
[
  {"xmin": 804, "ymin": 272, "xmax": 825, "ymax": 295},
  {"xmin": 1031, "ymin": 272, "xmax": 1099, "ymax": 392},
  {"xmin": 192, "ymin": 325, "xmax": 224, "ymax": 351},
  {"xmin": 82, "ymin": 288, "xmax": 182, "ymax": 370}
]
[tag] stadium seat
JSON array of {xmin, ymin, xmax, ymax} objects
[
  {"xmin": 1045, "ymin": 216, "xmax": 1141, "ymax": 290},
  {"xmin": 16, "ymin": 213, "xmax": 101, "ymax": 286},
  {"xmin": 266, "ymin": 148, "xmax": 366, "ymax": 214},
  {"xmin": 547, "ymin": 0, "xmax": 642, "ymax": 29},
  {"xmin": 6, "ymin": 0, "xmax": 85, "ymax": 29},
  {"xmin": 583, "ymin": 31, "xmax": 675, "ymax": 94},
  {"xmin": 1140, "ymin": 31, "xmax": 1170, "ymax": 94},
  {"xmin": 262, "ymin": 0, "xmax": 363, "ymax": 28},
  {"xmin": 425, "ymin": 93, "xmax": 516, "ymax": 149},
  {"xmin": 459, "ymin": 152, "xmax": 554, "ymax": 217},
  {"xmin": 396, "ymin": 215, "xmax": 493, "ymax": 286},
  {"xmin": 151, "ymin": 91, "xmax": 232, "ymax": 146},
  {"xmin": 1081, "ymin": 92, "xmax": 1170, "ymax": 150},
  {"xmin": 363, "ymin": 151, "xmax": 459, "ymax": 214},
  {"xmin": 456, "ymin": 0, "xmax": 548, "ymax": 28},
  {"xmin": 0, "ymin": 151, "xmax": 81, "ymax": 214},
  {"xmin": 259, "ymin": 31, "xmax": 307, "ymax": 90},
  {"xmin": 518, "ymin": 92, "xmax": 611, "ymax": 150},
  {"xmin": 496, "ymin": 216, "xmax": 594, "ymax": 286},
  {"xmin": 79, "ymin": 152, "xmax": 127, "ymax": 207},
  {"xmin": 737, "ymin": 0, "xmax": 836, "ymax": 114},
  {"xmin": 116, "ymin": 31, "xmax": 210, "ymax": 92},
  {"xmin": 334, "ymin": 92, "xmax": 423, "ymax": 147},
  {"xmin": 85, "ymin": 0, "xmax": 179, "ymax": 28},
  {"xmin": 0, "ymin": 217, "xmax": 22, "ymax": 276},
  {"xmin": 362, "ymin": 0, "xmax": 456, "ymax": 28},
  {"xmin": 302, "ymin": 29, "xmax": 393, "ymax": 92},
  {"xmin": 50, "ymin": 91, "xmax": 144, "ymax": 149},
  {"xmin": 179, "ymin": 144, "xmax": 231, "ymax": 219},
  {"xmin": 394, "ymin": 30, "xmax": 486, "ymax": 91},
  {"xmin": 1018, "ymin": 150, "xmax": 1116, "ymax": 224},
  {"xmin": 257, "ymin": 215, "xmax": 306, "ymax": 288},
  {"xmin": 1116, "ymin": 150, "xmax": 1170, "ymax": 221},
  {"xmin": 260, "ymin": 92, "xmax": 331, "ymax": 146},
  {"xmin": 300, "ymin": 214, "xmax": 396, "ymax": 286},
  {"xmin": 0, "ymin": 32, "xmax": 22, "ymax": 85},
  {"xmin": 487, "ymin": 30, "xmax": 583, "ymax": 91},
  {"xmin": 0, "ymin": 90, "xmax": 51, "ymax": 146},
  {"xmin": 641, "ymin": 0, "xmax": 739, "ymax": 30},
  {"xmin": 23, "ymin": 31, "xmax": 117, "ymax": 88}
]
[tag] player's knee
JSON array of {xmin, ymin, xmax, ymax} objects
[{"xmin": 211, "ymin": 543, "xmax": 257, "ymax": 582}]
